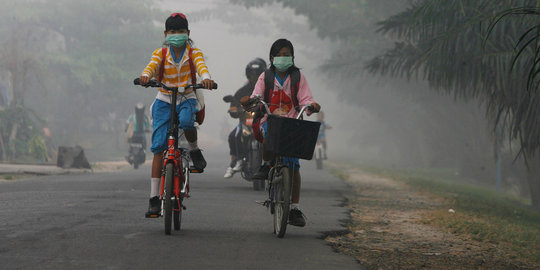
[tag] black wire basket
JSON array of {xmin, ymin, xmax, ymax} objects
[{"xmin": 266, "ymin": 114, "xmax": 321, "ymax": 160}]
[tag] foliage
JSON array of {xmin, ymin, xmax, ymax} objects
[
  {"xmin": 366, "ymin": 0, "xmax": 540, "ymax": 159},
  {"xmin": 0, "ymin": 0, "xmax": 166, "ymax": 160},
  {"xmin": 0, "ymin": 105, "xmax": 45, "ymax": 161}
]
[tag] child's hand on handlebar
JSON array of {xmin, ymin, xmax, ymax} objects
[
  {"xmin": 240, "ymin": 96, "xmax": 252, "ymax": 107},
  {"xmin": 139, "ymin": 75, "xmax": 150, "ymax": 86},
  {"xmin": 307, "ymin": 102, "xmax": 321, "ymax": 116},
  {"xmin": 201, "ymin": 79, "xmax": 215, "ymax": 90}
]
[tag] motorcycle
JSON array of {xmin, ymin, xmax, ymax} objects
[
  {"xmin": 126, "ymin": 134, "xmax": 146, "ymax": 169},
  {"xmin": 223, "ymin": 95, "xmax": 264, "ymax": 190}
]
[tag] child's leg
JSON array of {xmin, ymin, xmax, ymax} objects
[
  {"xmin": 178, "ymin": 99, "xmax": 206, "ymax": 169},
  {"xmin": 178, "ymin": 99, "xmax": 198, "ymax": 146},
  {"xmin": 151, "ymin": 152, "xmax": 163, "ymax": 178},
  {"xmin": 292, "ymin": 170, "xmax": 301, "ymax": 204}
]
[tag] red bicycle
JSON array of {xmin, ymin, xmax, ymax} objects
[{"xmin": 134, "ymin": 78, "xmax": 217, "ymax": 235}]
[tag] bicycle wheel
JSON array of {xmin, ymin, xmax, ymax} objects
[
  {"xmin": 173, "ymin": 198, "xmax": 182, "ymax": 230},
  {"xmin": 164, "ymin": 163, "xmax": 174, "ymax": 235},
  {"xmin": 273, "ymin": 166, "xmax": 291, "ymax": 238}
]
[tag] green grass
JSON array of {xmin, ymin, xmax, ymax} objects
[{"xmin": 356, "ymin": 166, "xmax": 540, "ymax": 264}]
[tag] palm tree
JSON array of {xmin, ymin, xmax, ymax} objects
[{"xmin": 367, "ymin": 0, "xmax": 540, "ymax": 209}]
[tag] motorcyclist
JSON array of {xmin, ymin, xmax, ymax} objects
[
  {"xmin": 125, "ymin": 102, "xmax": 151, "ymax": 161},
  {"xmin": 224, "ymin": 58, "xmax": 267, "ymax": 178}
]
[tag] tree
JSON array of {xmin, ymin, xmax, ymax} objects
[
  {"xmin": 229, "ymin": 0, "xmax": 500, "ymax": 183},
  {"xmin": 0, "ymin": 0, "xmax": 165, "ymax": 161},
  {"xmin": 366, "ymin": 0, "xmax": 540, "ymax": 209}
]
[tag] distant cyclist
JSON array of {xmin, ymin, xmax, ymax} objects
[
  {"xmin": 316, "ymin": 111, "xmax": 331, "ymax": 159},
  {"xmin": 224, "ymin": 58, "xmax": 267, "ymax": 178}
]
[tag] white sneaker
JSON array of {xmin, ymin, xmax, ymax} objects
[
  {"xmin": 232, "ymin": 160, "xmax": 243, "ymax": 172},
  {"xmin": 224, "ymin": 167, "xmax": 235, "ymax": 178}
]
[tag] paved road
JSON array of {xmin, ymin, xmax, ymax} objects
[{"xmin": 0, "ymin": 151, "xmax": 361, "ymax": 269}]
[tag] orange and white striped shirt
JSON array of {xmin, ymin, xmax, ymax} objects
[{"xmin": 142, "ymin": 45, "xmax": 211, "ymax": 104}]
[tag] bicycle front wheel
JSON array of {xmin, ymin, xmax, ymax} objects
[
  {"xmin": 164, "ymin": 163, "xmax": 174, "ymax": 235},
  {"xmin": 273, "ymin": 167, "xmax": 292, "ymax": 238},
  {"xmin": 173, "ymin": 198, "xmax": 182, "ymax": 230}
]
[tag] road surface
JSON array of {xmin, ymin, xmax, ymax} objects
[{"xmin": 0, "ymin": 151, "xmax": 361, "ymax": 269}]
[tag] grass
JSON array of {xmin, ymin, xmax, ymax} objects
[
  {"xmin": 0, "ymin": 174, "xmax": 26, "ymax": 180},
  {"xmin": 352, "ymin": 166, "xmax": 540, "ymax": 264}
]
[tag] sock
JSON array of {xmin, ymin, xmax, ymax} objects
[
  {"xmin": 291, "ymin": 203, "xmax": 299, "ymax": 210},
  {"xmin": 150, "ymin": 178, "xmax": 160, "ymax": 197},
  {"xmin": 188, "ymin": 140, "xmax": 198, "ymax": 150}
]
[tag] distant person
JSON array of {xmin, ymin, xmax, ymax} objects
[
  {"xmin": 316, "ymin": 111, "xmax": 331, "ymax": 159},
  {"xmin": 224, "ymin": 58, "xmax": 267, "ymax": 178},
  {"xmin": 125, "ymin": 102, "xmax": 151, "ymax": 147},
  {"xmin": 241, "ymin": 38, "xmax": 321, "ymax": 227},
  {"xmin": 0, "ymin": 81, "xmax": 9, "ymax": 107},
  {"xmin": 138, "ymin": 13, "xmax": 216, "ymax": 217}
]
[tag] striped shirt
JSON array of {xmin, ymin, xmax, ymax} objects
[{"xmin": 142, "ymin": 45, "xmax": 211, "ymax": 103}]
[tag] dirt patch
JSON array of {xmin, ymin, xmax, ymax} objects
[
  {"xmin": 327, "ymin": 168, "xmax": 535, "ymax": 269},
  {"xmin": 91, "ymin": 160, "xmax": 146, "ymax": 172}
]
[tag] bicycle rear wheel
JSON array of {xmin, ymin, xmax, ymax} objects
[
  {"xmin": 273, "ymin": 166, "xmax": 291, "ymax": 238},
  {"xmin": 164, "ymin": 163, "xmax": 174, "ymax": 235}
]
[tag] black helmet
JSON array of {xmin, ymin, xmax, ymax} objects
[{"xmin": 245, "ymin": 58, "xmax": 267, "ymax": 80}]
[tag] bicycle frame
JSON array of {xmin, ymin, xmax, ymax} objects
[
  {"xmin": 248, "ymin": 96, "xmax": 313, "ymax": 237},
  {"xmin": 159, "ymin": 85, "xmax": 185, "ymax": 202}
]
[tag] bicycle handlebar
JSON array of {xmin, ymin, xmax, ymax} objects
[
  {"xmin": 133, "ymin": 78, "xmax": 218, "ymax": 91},
  {"xmin": 250, "ymin": 95, "xmax": 315, "ymax": 120}
]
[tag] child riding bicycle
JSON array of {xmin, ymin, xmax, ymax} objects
[
  {"xmin": 139, "ymin": 13, "xmax": 216, "ymax": 217},
  {"xmin": 241, "ymin": 38, "xmax": 320, "ymax": 227}
]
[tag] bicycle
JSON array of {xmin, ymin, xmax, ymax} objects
[
  {"xmin": 134, "ymin": 78, "xmax": 217, "ymax": 235},
  {"xmin": 248, "ymin": 95, "xmax": 320, "ymax": 238}
]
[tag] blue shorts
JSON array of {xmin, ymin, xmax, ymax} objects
[
  {"xmin": 151, "ymin": 98, "xmax": 198, "ymax": 154},
  {"xmin": 262, "ymin": 121, "xmax": 300, "ymax": 171}
]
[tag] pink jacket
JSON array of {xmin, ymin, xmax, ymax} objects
[{"xmin": 250, "ymin": 71, "xmax": 315, "ymax": 120}]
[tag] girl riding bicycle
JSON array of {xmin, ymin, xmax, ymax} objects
[
  {"xmin": 139, "ymin": 13, "xmax": 216, "ymax": 217},
  {"xmin": 241, "ymin": 38, "xmax": 321, "ymax": 227}
]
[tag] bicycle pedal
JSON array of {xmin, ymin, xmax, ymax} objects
[
  {"xmin": 145, "ymin": 213, "xmax": 161, "ymax": 218},
  {"xmin": 189, "ymin": 166, "xmax": 204, "ymax": 173}
]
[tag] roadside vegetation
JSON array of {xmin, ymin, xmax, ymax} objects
[{"xmin": 344, "ymin": 165, "xmax": 540, "ymax": 265}]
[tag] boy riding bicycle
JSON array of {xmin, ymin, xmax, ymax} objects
[
  {"xmin": 139, "ymin": 13, "xmax": 216, "ymax": 217},
  {"xmin": 241, "ymin": 38, "xmax": 320, "ymax": 227}
]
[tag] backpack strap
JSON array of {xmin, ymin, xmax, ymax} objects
[
  {"xmin": 289, "ymin": 69, "xmax": 301, "ymax": 112},
  {"xmin": 263, "ymin": 68, "xmax": 301, "ymax": 112},
  {"xmin": 188, "ymin": 47, "xmax": 197, "ymax": 86},
  {"xmin": 158, "ymin": 47, "xmax": 168, "ymax": 83},
  {"xmin": 263, "ymin": 69, "xmax": 274, "ymax": 104}
]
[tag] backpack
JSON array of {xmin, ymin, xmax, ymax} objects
[
  {"xmin": 252, "ymin": 68, "xmax": 301, "ymax": 142},
  {"xmin": 159, "ymin": 47, "xmax": 205, "ymax": 125}
]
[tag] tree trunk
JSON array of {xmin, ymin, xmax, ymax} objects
[
  {"xmin": 0, "ymin": 133, "xmax": 6, "ymax": 161},
  {"xmin": 526, "ymin": 157, "xmax": 540, "ymax": 210},
  {"xmin": 8, "ymin": 123, "xmax": 18, "ymax": 161}
]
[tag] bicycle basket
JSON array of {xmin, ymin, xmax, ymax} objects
[{"xmin": 266, "ymin": 115, "xmax": 321, "ymax": 160}]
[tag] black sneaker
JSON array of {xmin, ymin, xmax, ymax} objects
[
  {"xmin": 253, "ymin": 164, "xmax": 270, "ymax": 180},
  {"xmin": 190, "ymin": 149, "xmax": 207, "ymax": 170},
  {"xmin": 289, "ymin": 208, "xmax": 306, "ymax": 227},
  {"xmin": 145, "ymin": 196, "xmax": 161, "ymax": 218}
]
